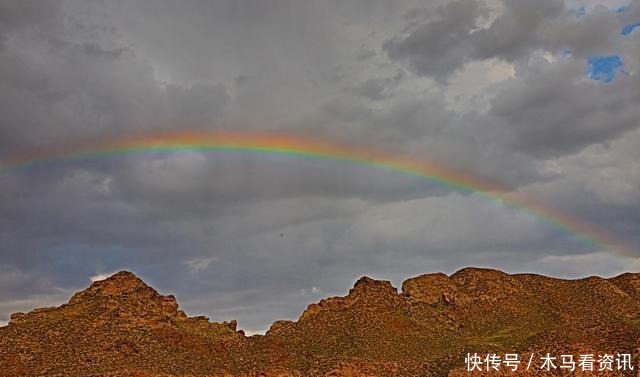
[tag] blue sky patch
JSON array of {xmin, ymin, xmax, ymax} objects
[
  {"xmin": 621, "ymin": 22, "xmax": 640, "ymax": 35},
  {"xmin": 587, "ymin": 55, "xmax": 624, "ymax": 83},
  {"xmin": 577, "ymin": 4, "xmax": 632, "ymax": 16}
]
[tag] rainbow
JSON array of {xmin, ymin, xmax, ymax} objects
[{"xmin": 2, "ymin": 130, "xmax": 633, "ymax": 257}]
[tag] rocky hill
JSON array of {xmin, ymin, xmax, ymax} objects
[{"xmin": 2, "ymin": 268, "xmax": 640, "ymax": 376}]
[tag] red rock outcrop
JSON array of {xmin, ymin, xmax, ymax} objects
[{"xmin": 2, "ymin": 268, "xmax": 640, "ymax": 376}]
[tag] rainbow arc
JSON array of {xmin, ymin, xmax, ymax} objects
[{"xmin": 2, "ymin": 130, "xmax": 633, "ymax": 257}]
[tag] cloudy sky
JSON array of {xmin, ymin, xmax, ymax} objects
[{"xmin": 0, "ymin": 0, "xmax": 639, "ymax": 333}]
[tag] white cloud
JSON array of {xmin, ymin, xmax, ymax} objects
[
  {"xmin": 445, "ymin": 58, "xmax": 515, "ymax": 112},
  {"xmin": 243, "ymin": 329, "xmax": 267, "ymax": 336},
  {"xmin": 185, "ymin": 257, "xmax": 218, "ymax": 274},
  {"xmin": 90, "ymin": 272, "xmax": 119, "ymax": 282}
]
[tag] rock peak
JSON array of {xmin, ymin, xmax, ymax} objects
[
  {"xmin": 450, "ymin": 267, "xmax": 506, "ymax": 277},
  {"xmin": 350, "ymin": 276, "xmax": 398, "ymax": 296},
  {"xmin": 68, "ymin": 270, "xmax": 158, "ymax": 305},
  {"xmin": 108, "ymin": 270, "xmax": 139, "ymax": 279},
  {"xmin": 354, "ymin": 276, "xmax": 377, "ymax": 286},
  {"xmin": 89, "ymin": 271, "xmax": 150, "ymax": 293}
]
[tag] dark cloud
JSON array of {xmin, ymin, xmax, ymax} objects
[
  {"xmin": 351, "ymin": 69, "xmax": 404, "ymax": 101},
  {"xmin": 383, "ymin": 0, "xmax": 486, "ymax": 79},
  {"xmin": 352, "ymin": 78, "xmax": 390, "ymax": 101},
  {"xmin": 355, "ymin": 46, "xmax": 376, "ymax": 61},
  {"xmin": 0, "ymin": 0, "xmax": 638, "ymax": 333},
  {"xmin": 472, "ymin": 0, "xmax": 566, "ymax": 61},
  {"xmin": 0, "ymin": 0, "xmax": 62, "ymax": 44},
  {"xmin": 384, "ymin": 0, "xmax": 629, "ymax": 80},
  {"xmin": 164, "ymin": 83, "xmax": 230, "ymax": 123},
  {"xmin": 487, "ymin": 57, "xmax": 640, "ymax": 157}
]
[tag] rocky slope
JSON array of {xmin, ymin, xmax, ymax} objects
[{"xmin": 2, "ymin": 268, "xmax": 640, "ymax": 376}]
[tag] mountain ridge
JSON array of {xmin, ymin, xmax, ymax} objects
[{"xmin": 2, "ymin": 267, "xmax": 640, "ymax": 376}]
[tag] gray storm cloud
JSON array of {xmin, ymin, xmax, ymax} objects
[{"xmin": 0, "ymin": 0, "xmax": 639, "ymax": 333}]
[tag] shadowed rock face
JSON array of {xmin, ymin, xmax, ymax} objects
[{"xmin": 2, "ymin": 268, "xmax": 640, "ymax": 376}]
